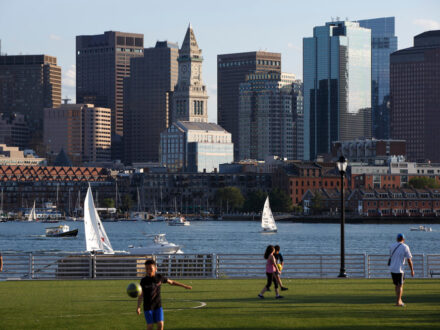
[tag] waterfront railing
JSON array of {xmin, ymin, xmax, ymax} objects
[{"xmin": 0, "ymin": 253, "xmax": 438, "ymax": 280}]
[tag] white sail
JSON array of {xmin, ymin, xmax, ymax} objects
[
  {"xmin": 84, "ymin": 186, "xmax": 114, "ymax": 254},
  {"xmin": 28, "ymin": 201, "xmax": 37, "ymax": 221},
  {"xmin": 261, "ymin": 197, "xmax": 277, "ymax": 232}
]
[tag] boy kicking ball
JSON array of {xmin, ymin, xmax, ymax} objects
[{"xmin": 137, "ymin": 259, "xmax": 192, "ymax": 330}]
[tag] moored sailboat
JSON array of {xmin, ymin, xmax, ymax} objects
[{"xmin": 261, "ymin": 197, "xmax": 277, "ymax": 233}]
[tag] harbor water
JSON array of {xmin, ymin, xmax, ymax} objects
[{"xmin": 0, "ymin": 220, "xmax": 439, "ymax": 255}]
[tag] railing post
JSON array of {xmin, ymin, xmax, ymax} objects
[
  {"xmin": 216, "ymin": 255, "xmax": 220, "ymax": 279},
  {"xmin": 320, "ymin": 255, "xmax": 323, "ymax": 278},
  {"xmin": 364, "ymin": 253, "xmax": 367, "ymax": 279},
  {"xmin": 29, "ymin": 253, "xmax": 33, "ymax": 279},
  {"xmin": 211, "ymin": 254, "xmax": 216, "ymax": 279}
]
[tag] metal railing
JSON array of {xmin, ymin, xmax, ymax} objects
[{"xmin": 0, "ymin": 253, "xmax": 437, "ymax": 280}]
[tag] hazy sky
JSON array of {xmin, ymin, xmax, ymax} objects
[{"xmin": 1, "ymin": 0, "xmax": 439, "ymax": 122}]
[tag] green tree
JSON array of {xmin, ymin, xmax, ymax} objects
[
  {"xmin": 269, "ymin": 188, "xmax": 293, "ymax": 212},
  {"xmin": 242, "ymin": 190, "xmax": 267, "ymax": 213},
  {"xmin": 102, "ymin": 198, "xmax": 115, "ymax": 208},
  {"xmin": 408, "ymin": 177, "xmax": 440, "ymax": 189},
  {"xmin": 120, "ymin": 194, "xmax": 134, "ymax": 212},
  {"xmin": 215, "ymin": 186, "xmax": 245, "ymax": 213},
  {"xmin": 310, "ymin": 191, "xmax": 324, "ymax": 214}
]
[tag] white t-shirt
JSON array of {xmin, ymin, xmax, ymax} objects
[{"xmin": 389, "ymin": 242, "xmax": 412, "ymax": 274}]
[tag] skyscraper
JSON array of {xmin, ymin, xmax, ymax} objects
[
  {"xmin": 0, "ymin": 55, "xmax": 61, "ymax": 151},
  {"xmin": 172, "ymin": 24, "xmax": 208, "ymax": 123},
  {"xmin": 217, "ymin": 52, "xmax": 281, "ymax": 159},
  {"xmin": 390, "ymin": 30, "xmax": 440, "ymax": 162},
  {"xmin": 124, "ymin": 41, "xmax": 179, "ymax": 164},
  {"xmin": 44, "ymin": 104, "xmax": 111, "ymax": 164},
  {"xmin": 303, "ymin": 21, "xmax": 372, "ymax": 160},
  {"xmin": 358, "ymin": 17, "xmax": 397, "ymax": 139},
  {"xmin": 238, "ymin": 72, "xmax": 301, "ymax": 161},
  {"xmin": 76, "ymin": 31, "xmax": 144, "ymax": 158}
]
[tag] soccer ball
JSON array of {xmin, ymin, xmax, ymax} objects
[
  {"xmin": 126, "ymin": 283, "xmax": 142, "ymax": 298},
  {"xmin": 277, "ymin": 264, "xmax": 283, "ymax": 272}
]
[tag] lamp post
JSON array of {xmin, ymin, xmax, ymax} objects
[{"xmin": 336, "ymin": 155, "xmax": 348, "ymax": 278}]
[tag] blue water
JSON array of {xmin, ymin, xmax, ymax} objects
[{"xmin": 0, "ymin": 221, "xmax": 439, "ymax": 255}]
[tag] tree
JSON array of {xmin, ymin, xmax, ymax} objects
[
  {"xmin": 242, "ymin": 190, "xmax": 267, "ymax": 213},
  {"xmin": 102, "ymin": 198, "xmax": 115, "ymax": 208},
  {"xmin": 310, "ymin": 191, "xmax": 324, "ymax": 214},
  {"xmin": 120, "ymin": 194, "xmax": 134, "ymax": 212},
  {"xmin": 215, "ymin": 186, "xmax": 245, "ymax": 213},
  {"xmin": 408, "ymin": 177, "xmax": 440, "ymax": 189},
  {"xmin": 269, "ymin": 188, "xmax": 293, "ymax": 213}
]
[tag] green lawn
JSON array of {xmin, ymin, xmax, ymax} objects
[{"xmin": 1, "ymin": 278, "xmax": 439, "ymax": 329}]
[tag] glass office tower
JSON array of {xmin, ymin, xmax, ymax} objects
[
  {"xmin": 303, "ymin": 21, "xmax": 371, "ymax": 160},
  {"xmin": 358, "ymin": 17, "xmax": 397, "ymax": 139}
]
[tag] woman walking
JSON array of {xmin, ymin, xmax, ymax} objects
[{"xmin": 258, "ymin": 245, "xmax": 284, "ymax": 299}]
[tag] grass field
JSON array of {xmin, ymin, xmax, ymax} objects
[{"xmin": 1, "ymin": 278, "xmax": 439, "ymax": 329}]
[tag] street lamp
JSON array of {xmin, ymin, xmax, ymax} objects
[{"xmin": 336, "ymin": 155, "xmax": 348, "ymax": 278}]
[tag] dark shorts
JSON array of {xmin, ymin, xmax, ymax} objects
[
  {"xmin": 391, "ymin": 272, "xmax": 404, "ymax": 286},
  {"xmin": 265, "ymin": 272, "xmax": 279, "ymax": 290},
  {"xmin": 144, "ymin": 307, "xmax": 164, "ymax": 324}
]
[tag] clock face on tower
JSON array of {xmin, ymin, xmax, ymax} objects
[{"xmin": 181, "ymin": 64, "xmax": 188, "ymax": 76}]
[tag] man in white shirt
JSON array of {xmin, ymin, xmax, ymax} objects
[{"xmin": 389, "ymin": 233, "xmax": 414, "ymax": 306}]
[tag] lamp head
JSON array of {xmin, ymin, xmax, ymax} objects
[{"xmin": 337, "ymin": 156, "xmax": 348, "ymax": 174}]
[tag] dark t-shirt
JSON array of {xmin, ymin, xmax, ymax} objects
[
  {"xmin": 140, "ymin": 273, "xmax": 168, "ymax": 311},
  {"xmin": 275, "ymin": 253, "xmax": 284, "ymax": 264}
]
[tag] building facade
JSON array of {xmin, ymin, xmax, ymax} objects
[
  {"xmin": 0, "ymin": 55, "xmax": 61, "ymax": 150},
  {"xmin": 358, "ymin": 17, "xmax": 397, "ymax": 139},
  {"xmin": 390, "ymin": 30, "xmax": 440, "ymax": 162},
  {"xmin": 44, "ymin": 104, "xmax": 111, "ymax": 164},
  {"xmin": 160, "ymin": 121, "xmax": 233, "ymax": 173},
  {"xmin": 303, "ymin": 21, "xmax": 372, "ymax": 160},
  {"xmin": 0, "ymin": 144, "xmax": 46, "ymax": 166},
  {"xmin": 0, "ymin": 113, "xmax": 30, "ymax": 148},
  {"xmin": 123, "ymin": 41, "xmax": 179, "ymax": 164},
  {"xmin": 172, "ymin": 24, "xmax": 208, "ymax": 123},
  {"xmin": 217, "ymin": 51, "xmax": 281, "ymax": 159},
  {"xmin": 76, "ymin": 31, "xmax": 144, "ymax": 158},
  {"xmin": 238, "ymin": 72, "xmax": 302, "ymax": 161}
]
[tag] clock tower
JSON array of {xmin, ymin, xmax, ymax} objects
[{"xmin": 172, "ymin": 24, "xmax": 208, "ymax": 123}]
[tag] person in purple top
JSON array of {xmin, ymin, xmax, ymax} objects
[{"xmin": 258, "ymin": 245, "xmax": 283, "ymax": 299}]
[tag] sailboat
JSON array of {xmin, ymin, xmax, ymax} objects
[
  {"xmin": 84, "ymin": 185, "xmax": 114, "ymax": 254},
  {"xmin": 261, "ymin": 197, "xmax": 277, "ymax": 233},
  {"xmin": 27, "ymin": 201, "xmax": 37, "ymax": 221}
]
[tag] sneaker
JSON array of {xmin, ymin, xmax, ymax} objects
[
  {"xmin": 276, "ymin": 295, "xmax": 284, "ymax": 299},
  {"xmin": 281, "ymin": 287, "xmax": 288, "ymax": 291},
  {"xmin": 258, "ymin": 294, "xmax": 264, "ymax": 299}
]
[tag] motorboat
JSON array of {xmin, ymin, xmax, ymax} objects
[
  {"xmin": 45, "ymin": 224, "xmax": 78, "ymax": 237},
  {"xmin": 168, "ymin": 216, "xmax": 190, "ymax": 226},
  {"xmin": 261, "ymin": 196, "xmax": 277, "ymax": 233},
  {"xmin": 129, "ymin": 234, "xmax": 183, "ymax": 254},
  {"xmin": 410, "ymin": 225, "xmax": 432, "ymax": 232}
]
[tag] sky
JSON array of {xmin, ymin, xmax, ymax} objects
[{"xmin": 1, "ymin": 0, "xmax": 439, "ymax": 123}]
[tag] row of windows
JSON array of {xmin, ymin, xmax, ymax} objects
[{"xmin": 218, "ymin": 59, "xmax": 280, "ymax": 68}]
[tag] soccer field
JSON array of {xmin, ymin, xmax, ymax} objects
[{"xmin": 1, "ymin": 278, "xmax": 439, "ymax": 329}]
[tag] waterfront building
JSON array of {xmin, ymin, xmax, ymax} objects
[
  {"xmin": 44, "ymin": 104, "xmax": 111, "ymax": 164},
  {"xmin": 0, "ymin": 55, "xmax": 61, "ymax": 151},
  {"xmin": 272, "ymin": 161, "xmax": 346, "ymax": 205},
  {"xmin": 358, "ymin": 17, "xmax": 397, "ymax": 139},
  {"xmin": 0, "ymin": 144, "xmax": 46, "ymax": 166},
  {"xmin": 76, "ymin": 31, "xmax": 144, "ymax": 159},
  {"xmin": 390, "ymin": 30, "xmax": 440, "ymax": 162},
  {"xmin": 172, "ymin": 24, "xmax": 208, "ymax": 123},
  {"xmin": 238, "ymin": 72, "xmax": 303, "ymax": 161},
  {"xmin": 302, "ymin": 187, "xmax": 440, "ymax": 217},
  {"xmin": 217, "ymin": 51, "xmax": 281, "ymax": 159},
  {"xmin": 303, "ymin": 21, "xmax": 372, "ymax": 160},
  {"xmin": 123, "ymin": 41, "xmax": 179, "ymax": 164},
  {"xmin": 332, "ymin": 138, "xmax": 406, "ymax": 164},
  {"xmin": 0, "ymin": 113, "xmax": 30, "ymax": 149},
  {"xmin": 160, "ymin": 121, "xmax": 233, "ymax": 173}
]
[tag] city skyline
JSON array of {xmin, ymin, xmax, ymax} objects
[{"xmin": 1, "ymin": 0, "xmax": 438, "ymax": 123}]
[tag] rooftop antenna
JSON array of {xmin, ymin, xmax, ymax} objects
[{"xmin": 62, "ymin": 97, "xmax": 71, "ymax": 104}]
